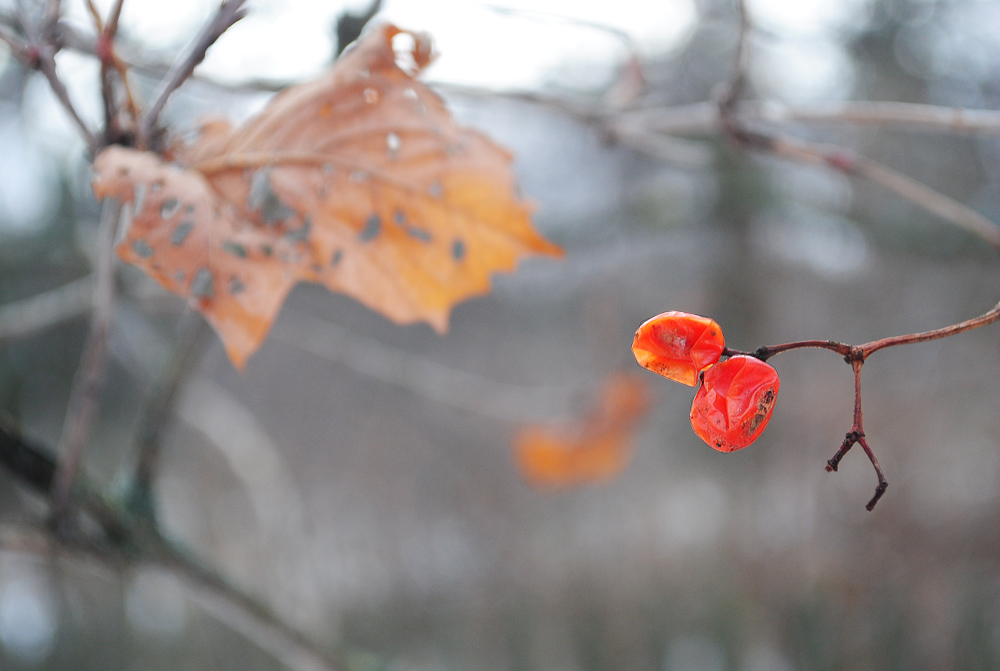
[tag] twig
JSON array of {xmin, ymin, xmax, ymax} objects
[
  {"xmin": 15, "ymin": 4, "xmax": 98, "ymax": 151},
  {"xmin": 50, "ymin": 200, "xmax": 121, "ymax": 528},
  {"xmin": 0, "ymin": 276, "xmax": 94, "ymax": 339},
  {"xmin": 136, "ymin": 0, "xmax": 249, "ymax": 149},
  {"xmin": 716, "ymin": 0, "xmax": 751, "ymax": 116},
  {"xmin": 617, "ymin": 101, "xmax": 1000, "ymax": 137}
]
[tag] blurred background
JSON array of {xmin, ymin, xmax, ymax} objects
[{"xmin": 2, "ymin": 0, "xmax": 1000, "ymax": 669}]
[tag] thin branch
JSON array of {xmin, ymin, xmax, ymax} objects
[
  {"xmin": 726, "ymin": 299, "xmax": 1000, "ymax": 362},
  {"xmin": 860, "ymin": 299, "xmax": 1000, "ymax": 356},
  {"xmin": 136, "ymin": 0, "xmax": 249, "ymax": 149},
  {"xmin": 718, "ymin": 125, "xmax": 1000, "ymax": 249},
  {"xmin": 272, "ymin": 310, "xmax": 579, "ymax": 422},
  {"xmin": 716, "ymin": 0, "xmax": 751, "ymax": 117},
  {"xmin": 764, "ymin": 133, "xmax": 1000, "ymax": 249},
  {"xmin": 0, "ymin": 276, "xmax": 94, "ymax": 339},
  {"xmin": 619, "ymin": 101, "xmax": 1000, "ymax": 137},
  {"xmin": 50, "ymin": 200, "xmax": 122, "ymax": 527}
]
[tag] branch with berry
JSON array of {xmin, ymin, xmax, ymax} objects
[{"xmin": 633, "ymin": 303, "xmax": 1000, "ymax": 510}]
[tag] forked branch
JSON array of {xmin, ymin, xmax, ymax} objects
[{"xmin": 724, "ymin": 300, "xmax": 1000, "ymax": 509}]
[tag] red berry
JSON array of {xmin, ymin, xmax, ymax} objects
[
  {"xmin": 690, "ymin": 355, "xmax": 779, "ymax": 452},
  {"xmin": 632, "ymin": 311, "xmax": 725, "ymax": 386}
]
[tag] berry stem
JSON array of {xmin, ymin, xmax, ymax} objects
[
  {"xmin": 723, "ymin": 299, "xmax": 1000, "ymax": 362},
  {"xmin": 722, "ymin": 299, "xmax": 1000, "ymax": 510}
]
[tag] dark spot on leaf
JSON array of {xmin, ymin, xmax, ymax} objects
[
  {"xmin": 260, "ymin": 244, "xmax": 273, "ymax": 256},
  {"xmin": 171, "ymin": 221, "xmax": 194, "ymax": 245},
  {"xmin": 452, "ymin": 238, "xmax": 466, "ymax": 261},
  {"xmin": 131, "ymin": 239, "xmax": 153, "ymax": 258},
  {"xmin": 407, "ymin": 227, "xmax": 432, "ymax": 243},
  {"xmin": 359, "ymin": 214, "xmax": 381, "ymax": 242},
  {"xmin": 428, "ymin": 182, "xmax": 443, "ymax": 198},
  {"xmin": 185, "ymin": 204, "xmax": 195, "ymax": 214},
  {"xmin": 311, "ymin": 264, "xmax": 322, "ymax": 273},
  {"xmin": 331, "ymin": 248, "xmax": 343, "ymax": 265},
  {"xmin": 393, "ymin": 210, "xmax": 406, "ymax": 225},
  {"xmin": 222, "ymin": 240, "xmax": 248, "ymax": 258},
  {"xmin": 229, "ymin": 277, "xmax": 246, "ymax": 295},
  {"xmin": 160, "ymin": 198, "xmax": 180, "ymax": 219},
  {"xmin": 191, "ymin": 268, "xmax": 214, "ymax": 300}
]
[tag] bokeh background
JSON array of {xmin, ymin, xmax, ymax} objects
[{"xmin": 2, "ymin": 0, "xmax": 1000, "ymax": 669}]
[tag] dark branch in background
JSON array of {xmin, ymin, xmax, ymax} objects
[
  {"xmin": 136, "ymin": 0, "xmax": 248, "ymax": 149},
  {"xmin": 723, "ymin": 299, "xmax": 1000, "ymax": 509},
  {"xmin": 125, "ymin": 310, "xmax": 209, "ymax": 521},
  {"xmin": 334, "ymin": 0, "xmax": 382, "ymax": 57},
  {"xmin": 0, "ymin": 418, "xmax": 345, "ymax": 671}
]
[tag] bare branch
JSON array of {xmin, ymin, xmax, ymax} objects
[
  {"xmin": 760, "ymin": 133, "xmax": 1000, "ymax": 249},
  {"xmin": 51, "ymin": 200, "xmax": 122, "ymax": 526},
  {"xmin": 137, "ymin": 0, "xmax": 249, "ymax": 149}
]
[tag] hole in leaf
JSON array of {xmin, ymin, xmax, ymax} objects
[{"xmin": 386, "ymin": 132, "xmax": 401, "ymax": 156}]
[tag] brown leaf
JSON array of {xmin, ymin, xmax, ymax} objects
[
  {"xmin": 514, "ymin": 373, "xmax": 651, "ymax": 489},
  {"xmin": 92, "ymin": 23, "xmax": 562, "ymax": 369}
]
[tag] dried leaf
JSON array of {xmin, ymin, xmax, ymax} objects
[
  {"xmin": 514, "ymin": 373, "xmax": 651, "ymax": 489},
  {"xmin": 92, "ymin": 23, "xmax": 562, "ymax": 369}
]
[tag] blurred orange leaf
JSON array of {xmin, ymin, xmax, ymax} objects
[
  {"xmin": 91, "ymin": 24, "xmax": 562, "ymax": 369},
  {"xmin": 515, "ymin": 373, "xmax": 651, "ymax": 489}
]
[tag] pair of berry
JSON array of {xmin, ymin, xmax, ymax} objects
[{"xmin": 632, "ymin": 312, "xmax": 779, "ymax": 452}]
